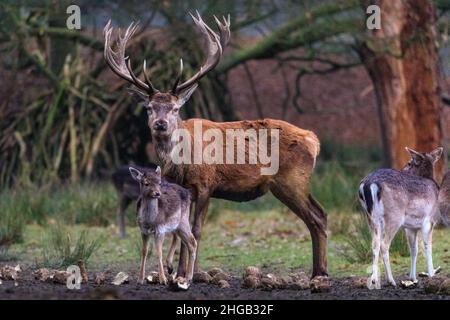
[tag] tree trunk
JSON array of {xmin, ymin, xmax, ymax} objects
[{"xmin": 361, "ymin": 0, "xmax": 445, "ymax": 178}]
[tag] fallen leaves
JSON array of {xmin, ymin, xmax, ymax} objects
[
  {"xmin": 400, "ymin": 280, "xmax": 418, "ymax": 289},
  {"xmin": 33, "ymin": 268, "xmax": 70, "ymax": 284},
  {"xmin": 192, "ymin": 271, "xmax": 212, "ymax": 284},
  {"xmin": 0, "ymin": 265, "xmax": 21, "ymax": 281},
  {"xmin": 112, "ymin": 272, "xmax": 129, "ymax": 285},
  {"xmin": 168, "ymin": 277, "xmax": 190, "ymax": 291}
]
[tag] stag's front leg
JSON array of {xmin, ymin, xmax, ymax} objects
[
  {"xmin": 191, "ymin": 195, "xmax": 210, "ymax": 273},
  {"xmin": 138, "ymin": 233, "xmax": 150, "ymax": 284},
  {"xmin": 154, "ymin": 232, "xmax": 168, "ymax": 285}
]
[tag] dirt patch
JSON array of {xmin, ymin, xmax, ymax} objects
[{"xmin": 1, "ymin": 265, "xmax": 450, "ymax": 300}]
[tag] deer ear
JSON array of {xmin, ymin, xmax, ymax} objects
[
  {"xmin": 405, "ymin": 147, "xmax": 424, "ymax": 161},
  {"xmin": 127, "ymin": 87, "xmax": 149, "ymax": 104},
  {"xmin": 176, "ymin": 84, "xmax": 198, "ymax": 107},
  {"xmin": 155, "ymin": 166, "xmax": 161, "ymax": 174},
  {"xmin": 429, "ymin": 147, "xmax": 444, "ymax": 163},
  {"xmin": 129, "ymin": 166, "xmax": 143, "ymax": 181}
]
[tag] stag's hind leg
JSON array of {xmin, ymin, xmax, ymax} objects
[{"xmin": 270, "ymin": 182, "xmax": 328, "ymax": 278}]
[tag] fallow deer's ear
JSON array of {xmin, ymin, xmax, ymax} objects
[
  {"xmin": 155, "ymin": 166, "xmax": 161, "ymax": 174},
  {"xmin": 176, "ymin": 84, "xmax": 198, "ymax": 107},
  {"xmin": 127, "ymin": 87, "xmax": 149, "ymax": 104},
  {"xmin": 429, "ymin": 147, "xmax": 444, "ymax": 163},
  {"xmin": 405, "ymin": 147, "xmax": 424, "ymax": 161},
  {"xmin": 129, "ymin": 166, "xmax": 143, "ymax": 181}
]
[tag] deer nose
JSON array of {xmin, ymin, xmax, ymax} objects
[
  {"xmin": 152, "ymin": 191, "xmax": 161, "ymax": 198},
  {"xmin": 153, "ymin": 120, "xmax": 168, "ymax": 131}
]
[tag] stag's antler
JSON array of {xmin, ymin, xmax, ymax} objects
[
  {"xmin": 171, "ymin": 11, "xmax": 231, "ymax": 95},
  {"xmin": 103, "ymin": 20, "xmax": 158, "ymax": 95},
  {"xmin": 103, "ymin": 12, "xmax": 230, "ymax": 96}
]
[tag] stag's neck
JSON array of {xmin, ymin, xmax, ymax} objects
[{"xmin": 153, "ymin": 118, "xmax": 189, "ymax": 183}]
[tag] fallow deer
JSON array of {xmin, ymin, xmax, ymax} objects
[
  {"xmin": 112, "ymin": 164, "xmax": 157, "ymax": 238},
  {"xmin": 104, "ymin": 12, "xmax": 328, "ymax": 278},
  {"xmin": 359, "ymin": 147, "xmax": 443, "ymax": 289},
  {"xmin": 129, "ymin": 166, "xmax": 196, "ymax": 284}
]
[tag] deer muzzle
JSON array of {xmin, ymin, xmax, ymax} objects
[{"xmin": 153, "ymin": 119, "xmax": 168, "ymax": 132}]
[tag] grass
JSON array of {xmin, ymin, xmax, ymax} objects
[{"xmin": 39, "ymin": 224, "xmax": 104, "ymax": 268}]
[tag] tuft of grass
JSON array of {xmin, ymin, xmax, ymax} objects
[
  {"xmin": 0, "ymin": 194, "xmax": 26, "ymax": 247},
  {"xmin": 40, "ymin": 224, "xmax": 104, "ymax": 268},
  {"xmin": 340, "ymin": 214, "xmax": 409, "ymax": 263}
]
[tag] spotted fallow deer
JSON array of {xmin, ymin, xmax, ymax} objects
[
  {"xmin": 104, "ymin": 12, "xmax": 328, "ymax": 277},
  {"xmin": 359, "ymin": 147, "xmax": 444, "ymax": 289}
]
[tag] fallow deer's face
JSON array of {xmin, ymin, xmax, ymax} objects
[
  {"xmin": 129, "ymin": 166, "xmax": 162, "ymax": 199},
  {"xmin": 402, "ymin": 147, "xmax": 443, "ymax": 179}
]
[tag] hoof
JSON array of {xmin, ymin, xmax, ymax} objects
[
  {"xmin": 159, "ymin": 277, "xmax": 168, "ymax": 285},
  {"xmin": 367, "ymin": 277, "xmax": 381, "ymax": 290},
  {"xmin": 166, "ymin": 264, "xmax": 174, "ymax": 275}
]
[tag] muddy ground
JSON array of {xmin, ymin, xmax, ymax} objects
[{"xmin": 1, "ymin": 265, "xmax": 450, "ymax": 300}]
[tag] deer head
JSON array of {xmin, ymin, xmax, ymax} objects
[
  {"xmin": 403, "ymin": 147, "xmax": 443, "ymax": 179},
  {"xmin": 104, "ymin": 12, "xmax": 230, "ymax": 138},
  {"xmin": 129, "ymin": 166, "xmax": 162, "ymax": 199}
]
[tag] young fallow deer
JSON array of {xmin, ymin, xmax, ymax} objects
[
  {"xmin": 104, "ymin": 12, "xmax": 328, "ymax": 278},
  {"xmin": 129, "ymin": 166, "xmax": 196, "ymax": 285},
  {"xmin": 359, "ymin": 147, "xmax": 443, "ymax": 289},
  {"xmin": 112, "ymin": 164, "xmax": 157, "ymax": 238}
]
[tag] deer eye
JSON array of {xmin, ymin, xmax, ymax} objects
[{"xmin": 172, "ymin": 107, "xmax": 179, "ymax": 114}]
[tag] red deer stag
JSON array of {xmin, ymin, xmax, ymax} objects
[{"xmin": 104, "ymin": 12, "xmax": 328, "ymax": 277}]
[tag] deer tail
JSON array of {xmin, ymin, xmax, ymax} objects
[{"xmin": 358, "ymin": 181, "xmax": 381, "ymax": 215}]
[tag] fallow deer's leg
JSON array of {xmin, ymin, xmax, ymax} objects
[
  {"xmin": 177, "ymin": 227, "xmax": 197, "ymax": 282},
  {"xmin": 176, "ymin": 194, "xmax": 209, "ymax": 277},
  {"xmin": 117, "ymin": 196, "xmax": 131, "ymax": 238},
  {"xmin": 405, "ymin": 228, "xmax": 419, "ymax": 282},
  {"xmin": 138, "ymin": 233, "xmax": 150, "ymax": 284},
  {"xmin": 155, "ymin": 232, "xmax": 168, "ymax": 285},
  {"xmin": 270, "ymin": 183, "xmax": 328, "ymax": 278},
  {"xmin": 369, "ymin": 222, "xmax": 382, "ymax": 289},
  {"xmin": 165, "ymin": 234, "xmax": 178, "ymax": 274},
  {"xmin": 422, "ymin": 222, "xmax": 435, "ymax": 277},
  {"xmin": 380, "ymin": 223, "xmax": 400, "ymax": 287}
]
